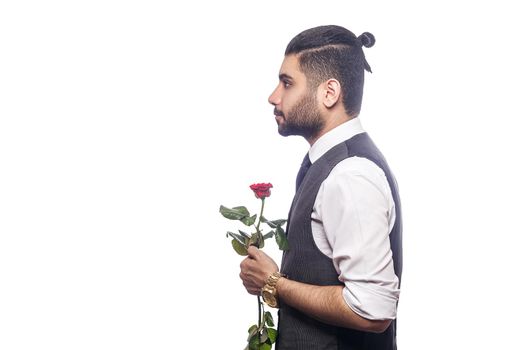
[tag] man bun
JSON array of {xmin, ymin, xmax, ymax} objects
[{"xmin": 358, "ymin": 32, "xmax": 375, "ymax": 48}]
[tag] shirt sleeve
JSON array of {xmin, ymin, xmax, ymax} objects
[{"xmin": 313, "ymin": 156, "xmax": 400, "ymax": 320}]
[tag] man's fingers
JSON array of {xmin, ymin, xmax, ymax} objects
[
  {"xmin": 243, "ymin": 281, "xmax": 260, "ymax": 295},
  {"xmin": 241, "ymin": 272, "xmax": 261, "ymax": 295}
]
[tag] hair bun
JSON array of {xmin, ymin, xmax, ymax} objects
[{"xmin": 358, "ymin": 32, "xmax": 375, "ymax": 48}]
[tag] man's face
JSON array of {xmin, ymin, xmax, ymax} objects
[{"xmin": 268, "ymin": 55, "xmax": 324, "ymax": 140}]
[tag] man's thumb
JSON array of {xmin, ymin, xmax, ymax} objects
[{"xmin": 247, "ymin": 245, "xmax": 259, "ymax": 259}]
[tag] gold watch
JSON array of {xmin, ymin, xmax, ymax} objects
[{"xmin": 261, "ymin": 272, "xmax": 284, "ymax": 308}]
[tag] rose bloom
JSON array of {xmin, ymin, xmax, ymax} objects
[{"xmin": 249, "ymin": 183, "xmax": 273, "ymax": 199}]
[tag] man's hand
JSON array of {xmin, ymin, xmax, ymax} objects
[
  {"xmin": 239, "ymin": 247, "xmax": 391, "ymax": 332},
  {"xmin": 239, "ymin": 246, "xmax": 279, "ymax": 295}
]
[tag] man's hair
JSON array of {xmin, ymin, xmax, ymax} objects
[{"xmin": 285, "ymin": 25, "xmax": 375, "ymax": 117}]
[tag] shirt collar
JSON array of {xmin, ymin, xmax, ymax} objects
[{"xmin": 309, "ymin": 117, "xmax": 365, "ymax": 163}]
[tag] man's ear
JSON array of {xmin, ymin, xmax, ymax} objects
[{"xmin": 321, "ymin": 79, "xmax": 342, "ymax": 108}]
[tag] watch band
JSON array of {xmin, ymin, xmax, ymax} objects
[
  {"xmin": 261, "ymin": 272, "xmax": 285, "ymax": 308},
  {"xmin": 266, "ymin": 271, "xmax": 283, "ymax": 287}
]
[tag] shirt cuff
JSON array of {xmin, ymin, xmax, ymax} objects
[{"xmin": 342, "ymin": 281, "xmax": 400, "ymax": 320}]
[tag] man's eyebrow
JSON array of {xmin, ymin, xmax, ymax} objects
[{"xmin": 279, "ymin": 73, "xmax": 293, "ymax": 81}]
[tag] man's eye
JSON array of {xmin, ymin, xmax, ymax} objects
[{"xmin": 283, "ymin": 81, "xmax": 291, "ymax": 88}]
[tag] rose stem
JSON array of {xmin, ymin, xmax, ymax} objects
[{"xmin": 255, "ymin": 198, "xmax": 265, "ymax": 234}]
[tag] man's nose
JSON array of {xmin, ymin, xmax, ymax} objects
[{"xmin": 268, "ymin": 86, "xmax": 280, "ymax": 106}]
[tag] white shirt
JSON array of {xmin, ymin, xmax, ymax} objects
[{"xmin": 309, "ymin": 117, "xmax": 400, "ymax": 320}]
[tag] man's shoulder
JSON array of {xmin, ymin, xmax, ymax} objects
[{"xmin": 329, "ymin": 155, "xmax": 386, "ymax": 179}]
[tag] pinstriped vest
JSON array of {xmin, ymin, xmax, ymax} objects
[{"xmin": 277, "ymin": 133, "xmax": 403, "ymax": 350}]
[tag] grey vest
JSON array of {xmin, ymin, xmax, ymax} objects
[{"xmin": 277, "ymin": 133, "xmax": 402, "ymax": 350}]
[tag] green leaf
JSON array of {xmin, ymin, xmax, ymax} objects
[
  {"xmin": 260, "ymin": 328, "xmax": 268, "ymax": 343},
  {"xmin": 267, "ymin": 328, "xmax": 278, "ymax": 344},
  {"xmin": 263, "ymin": 231, "xmax": 274, "ymax": 240},
  {"xmin": 247, "ymin": 324, "xmax": 258, "ymax": 341},
  {"xmin": 275, "ymin": 226, "xmax": 289, "ymax": 251},
  {"xmin": 260, "ymin": 343, "xmax": 272, "ymax": 350},
  {"xmin": 273, "ymin": 219, "xmax": 287, "ymax": 227},
  {"xmin": 232, "ymin": 206, "xmax": 250, "ymax": 216},
  {"xmin": 258, "ymin": 232, "xmax": 265, "ymax": 249},
  {"xmin": 248, "ymin": 234, "xmax": 258, "ymax": 247},
  {"xmin": 264, "ymin": 311, "xmax": 275, "ymax": 327},
  {"xmin": 241, "ymin": 214, "xmax": 257, "ymax": 226},
  {"xmin": 263, "ymin": 218, "xmax": 287, "ymax": 228},
  {"xmin": 248, "ymin": 333, "xmax": 260, "ymax": 350},
  {"xmin": 263, "ymin": 219, "xmax": 276, "ymax": 229},
  {"xmin": 248, "ymin": 232, "xmax": 264, "ymax": 249},
  {"xmin": 239, "ymin": 230, "xmax": 251, "ymax": 238},
  {"xmin": 220, "ymin": 205, "xmax": 249, "ymax": 220},
  {"xmin": 231, "ymin": 239, "xmax": 248, "ymax": 256},
  {"xmin": 227, "ymin": 231, "xmax": 248, "ymax": 245}
]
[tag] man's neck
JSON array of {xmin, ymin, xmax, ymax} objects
[{"xmin": 306, "ymin": 114, "xmax": 357, "ymax": 146}]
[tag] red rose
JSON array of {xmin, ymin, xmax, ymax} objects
[{"xmin": 249, "ymin": 183, "xmax": 273, "ymax": 199}]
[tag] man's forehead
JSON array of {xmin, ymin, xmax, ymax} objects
[{"xmin": 279, "ymin": 54, "xmax": 303, "ymax": 79}]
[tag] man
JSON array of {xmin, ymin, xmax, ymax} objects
[{"xmin": 240, "ymin": 25, "xmax": 402, "ymax": 350}]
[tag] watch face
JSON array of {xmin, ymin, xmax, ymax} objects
[{"xmin": 262, "ymin": 289, "xmax": 277, "ymax": 308}]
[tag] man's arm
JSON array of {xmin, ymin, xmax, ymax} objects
[
  {"xmin": 276, "ymin": 276, "xmax": 390, "ymax": 333},
  {"xmin": 239, "ymin": 246, "xmax": 390, "ymax": 334}
]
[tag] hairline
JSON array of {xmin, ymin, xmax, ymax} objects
[{"xmin": 286, "ymin": 44, "xmax": 351, "ymax": 90}]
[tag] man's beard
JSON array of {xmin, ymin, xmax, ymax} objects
[{"xmin": 275, "ymin": 91, "xmax": 324, "ymax": 140}]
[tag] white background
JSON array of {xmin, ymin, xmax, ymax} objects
[{"xmin": 1, "ymin": 0, "xmax": 524, "ymax": 349}]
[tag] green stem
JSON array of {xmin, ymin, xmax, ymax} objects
[
  {"xmin": 261, "ymin": 301, "xmax": 266, "ymax": 326},
  {"xmin": 256, "ymin": 199, "xmax": 266, "ymax": 345},
  {"xmin": 255, "ymin": 198, "xmax": 265, "ymax": 234},
  {"xmin": 257, "ymin": 296, "xmax": 262, "ymax": 328},
  {"xmin": 257, "ymin": 295, "xmax": 263, "ymax": 346}
]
